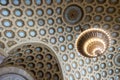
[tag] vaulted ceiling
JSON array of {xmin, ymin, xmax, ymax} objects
[{"xmin": 0, "ymin": 0, "xmax": 120, "ymax": 80}]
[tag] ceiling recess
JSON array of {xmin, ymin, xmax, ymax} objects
[{"xmin": 76, "ymin": 28, "xmax": 110, "ymax": 57}]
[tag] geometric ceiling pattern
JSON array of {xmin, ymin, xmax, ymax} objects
[{"xmin": 0, "ymin": 0, "xmax": 120, "ymax": 80}]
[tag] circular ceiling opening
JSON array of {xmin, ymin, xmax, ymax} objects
[
  {"xmin": 76, "ymin": 28, "xmax": 110, "ymax": 57},
  {"xmin": 63, "ymin": 4, "xmax": 83, "ymax": 25}
]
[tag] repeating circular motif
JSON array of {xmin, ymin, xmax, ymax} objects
[
  {"xmin": 0, "ymin": 0, "xmax": 119, "ymax": 80},
  {"xmin": 1, "ymin": 43, "xmax": 63, "ymax": 80}
]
